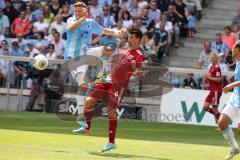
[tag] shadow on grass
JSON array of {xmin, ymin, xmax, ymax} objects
[
  {"xmin": 89, "ymin": 152, "xmax": 171, "ymax": 160},
  {"xmin": 0, "ymin": 110, "xmax": 228, "ymax": 147}
]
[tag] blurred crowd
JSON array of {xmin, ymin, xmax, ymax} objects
[{"xmin": 172, "ymin": 7, "xmax": 240, "ymax": 89}]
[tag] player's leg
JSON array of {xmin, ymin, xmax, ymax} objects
[
  {"xmin": 218, "ymin": 104, "xmax": 240, "ymax": 159},
  {"xmin": 73, "ymin": 96, "xmax": 97, "ymax": 134},
  {"xmin": 102, "ymin": 106, "xmax": 117, "ymax": 152},
  {"xmin": 211, "ymin": 92, "xmax": 222, "ymax": 125},
  {"xmin": 204, "ymin": 91, "xmax": 217, "ymax": 116},
  {"xmin": 102, "ymin": 83, "xmax": 124, "ymax": 152}
]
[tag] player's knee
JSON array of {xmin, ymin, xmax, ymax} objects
[
  {"xmin": 203, "ymin": 105, "xmax": 209, "ymax": 111},
  {"xmin": 218, "ymin": 117, "xmax": 227, "ymax": 130},
  {"xmin": 108, "ymin": 109, "xmax": 117, "ymax": 119},
  {"xmin": 85, "ymin": 97, "xmax": 96, "ymax": 109}
]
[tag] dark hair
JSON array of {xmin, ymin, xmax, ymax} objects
[
  {"xmin": 122, "ymin": 10, "xmax": 131, "ymax": 20},
  {"xmin": 224, "ymin": 25, "xmax": 231, "ymax": 31},
  {"xmin": 216, "ymin": 33, "xmax": 222, "ymax": 36},
  {"xmin": 48, "ymin": 44, "xmax": 55, "ymax": 49},
  {"xmin": 74, "ymin": 2, "xmax": 87, "ymax": 8},
  {"xmin": 38, "ymin": 32, "xmax": 45, "ymax": 39},
  {"xmin": 129, "ymin": 28, "xmax": 143, "ymax": 39},
  {"xmin": 1, "ymin": 40, "xmax": 8, "ymax": 45}
]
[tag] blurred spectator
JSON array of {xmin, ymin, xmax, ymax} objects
[
  {"xmin": 45, "ymin": 44, "xmax": 58, "ymax": 59},
  {"xmin": 187, "ymin": 11, "xmax": 196, "ymax": 37},
  {"xmin": 0, "ymin": 8, "xmax": 10, "ymax": 37},
  {"xmin": 50, "ymin": 0, "xmax": 62, "ymax": 16},
  {"xmin": 49, "ymin": 15, "xmax": 66, "ymax": 38},
  {"xmin": 148, "ymin": 1, "xmax": 161, "ymax": 22},
  {"xmin": 182, "ymin": 73, "xmax": 197, "ymax": 89},
  {"xmin": 27, "ymin": 42, "xmax": 40, "ymax": 58},
  {"xmin": 25, "ymin": 5, "xmax": 33, "ymax": 23},
  {"xmin": 3, "ymin": 0, "xmax": 18, "ymax": 25},
  {"xmin": 101, "ymin": 5, "xmax": 116, "ymax": 28},
  {"xmin": 98, "ymin": 0, "xmax": 112, "ymax": 7},
  {"xmin": 32, "ymin": 2, "xmax": 43, "ymax": 22},
  {"xmin": 59, "ymin": 3, "xmax": 71, "ymax": 23},
  {"xmin": 211, "ymin": 33, "xmax": 229, "ymax": 55},
  {"xmin": 231, "ymin": 24, "xmax": 240, "ymax": 40},
  {"xmin": 9, "ymin": 41, "xmax": 23, "ymax": 56},
  {"xmin": 119, "ymin": 0, "xmax": 130, "ymax": 10},
  {"xmin": 223, "ymin": 25, "xmax": 237, "ymax": 50},
  {"xmin": 137, "ymin": 0, "xmax": 148, "ymax": 9},
  {"xmin": 0, "ymin": 40, "xmax": 8, "ymax": 55},
  {"xmin": 13, "ymin": 51, "xmax": 31, "ymax": 88},
  {"xmin": 218, "ymin": 53, "xmax": 228, "ymax": 72},
  {"xmin": 171, "ymin": 78, "xmax": 181, "ymax": 88},
  {"xmin": 129, "ymin": 0, "xmax": 141, "ymax": 19},
  {"xmin": 33, "ymin": 13, "xmax": 49, "ymax": 35},
  {"xmin": 167, "ymin": 4, "xmax": 181, "ymax": 47},
  {"xmin": 195, "ymin": 41, "xmax": 217, "ymax": 69},
  {"xmin": 172, "ymin": 0, "xmax": 189, "ymax": 37},
  {"xmin": 0, "ymin": 0, "xmax": 5, "ymax": 9},
  {"xmin": 141, "ymin": 8, "xmax": 155, "ymax": 31},
  {"xmin": 160, "ymin": 13, "xmax": 173, "ymax": 44},
  {"xmin": 16, "ymin": 34, "xmax": 28, "ymax": 53},
  {"xmin": 232, "ymin": 7, "xmax": 240, "ymax": 26},
  {"xmin": 35, "ymin": 32, "xmax": 49, "ymax": 54},
  {"xmin": 12, "ymin": 0, "xmax": 26, "ymax": 14},
  {"xmin": 110, "ymin": 0, "xmax": 121, "ymax": 22},
  {"xmin": 49, "ymin": 31, "xmax": 65, "ymax": 58},
  {"xmin": 0, "ymin": 48, "xmax": 10, "ymax": 87},
  {"xmin": 121, "ymin": 10, "xmax": 133, "ymax": 29},
  {"xmin": 11, "ymin": 11, "xmax": 31, "ymax": 37},
  {"xmin": 157, "ymin": 0, "xmax": 170, "ymax": 13},
  {"xmin": 90, "ymin": 0, "xmax": 103, "ymax": 19},
  {"xmin": 140, "ymin": 32, "xmax": 155, "ymax": 62},
  {"xmin": 133, "ymin": 18, "xmax": 147, "ymax": 34},
  {"xmin": 154, "ymin": 20, "xmax": 168, "ymax": 61},
  {"xmin": 43, "ymin": 4, "xmax": 54, "ymax": 26}
]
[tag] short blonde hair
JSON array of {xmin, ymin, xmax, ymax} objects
[{"xmin": 74, "ymin": 2, "xmax": 87, "ymax": 8}]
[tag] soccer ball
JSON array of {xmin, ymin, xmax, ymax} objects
[{"xmin": 33, "ymin": 54, "xmax": 48, "ymax": 70}]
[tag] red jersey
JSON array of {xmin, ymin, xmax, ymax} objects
[
  {"xmin": 207, "ymin": 64, "xmax": 222, "ymax": 92},
  {"xmin": 108, "ymin": 49, "xmax": 144, "ymax": 88},
  {"xmin": 12, "ymin": 18, "xmax": 31, "ymax": 36}
]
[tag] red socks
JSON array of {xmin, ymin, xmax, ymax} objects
[
  {"xmin": 109, "ymin": 118, "xmax": 117, "ymax": 143},
  {"xmin": 208, "ymin": 108, "xmax": 220, "ymax": 120},
  {"xmin": 84, "ymin": 108, "xmax": 93, "ymax": 130}
]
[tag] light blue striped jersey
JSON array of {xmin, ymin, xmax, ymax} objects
[
  {"xmin": 229, "ymin": 61, "xmax": 240, "ymax": 107},
  {"xmin": 64, "ymin": 17, "xmax": 104, "ymax": 59}
]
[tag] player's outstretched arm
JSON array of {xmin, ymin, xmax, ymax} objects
[
  {"xmin": 103, "ymin": 28, "xmax": 127, "ymax": 37},
  {"xmin": 67, "ymin": 12, "xmax": 88, "ymax": 31},
  {"xmin": 223, "ymin": 81, "xmax": 240, "ymax": 93}
]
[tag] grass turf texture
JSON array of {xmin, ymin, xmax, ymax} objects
[{"xmin": 0, "ymin": 110, "xmax": 240, "ymax": 160}]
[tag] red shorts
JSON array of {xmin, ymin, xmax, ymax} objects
[
  {"xmin": 205, "ymin": 91, "xmax": 222, "ymax": 106},
  {"xmin": 90, "ymin": 83, "xmax": 125, "ymax": 108}
]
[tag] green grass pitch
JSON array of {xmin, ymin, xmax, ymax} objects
[{"xmin": 0, "ymin": 110, "xmax": 240, "ymax": 160}]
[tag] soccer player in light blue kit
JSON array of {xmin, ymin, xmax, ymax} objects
[
  {"xmin": 219, "ymin": 40, "xmax": 240, "ymax": 160},
  {"xmin": 64, "ymin": 2, "xmax": 126, "ymax": 134}
]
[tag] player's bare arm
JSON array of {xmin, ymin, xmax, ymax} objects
[
  {"xmin": 103, "ymin": 28, "xmax": 127, "ymax": 37},
  {"xmin": 68, "ymin": 12, "xmax": 88, "ymax": 30},
  {"xmin": 223, "ymin": 81, "xmax": 240, "ymax": 93},
  {"xmin": 205, "ymin": 74, "xmax": 222, "ymax": 83}
]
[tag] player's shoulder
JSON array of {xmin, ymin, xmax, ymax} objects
[
  {"xmin": 85, "ymin": 18, "xmax": 97, "ymax": 24},
  {"xmin": 66, "ymin": 16, "xmax": 75, "ymax": 23}
]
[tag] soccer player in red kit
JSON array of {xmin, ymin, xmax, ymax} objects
[
  {"xmin": 73, "ymin": 29, "xmax": 145, "ymax": 152},
  {"xmin": 203, "ymin": 53, "xmax": 223, "ymax": 131}
]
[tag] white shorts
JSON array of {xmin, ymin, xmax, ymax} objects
[
  {"xmin": 222, "ymin": 102, "xmax": 240, "ymax": 123},
  {"xmin": 71, "ymin": 65, "xmax": 88, "ymax": 86}
]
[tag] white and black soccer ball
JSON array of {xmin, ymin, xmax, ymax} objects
[{"xmin": 33, "ymin": 54, "xmax": 48, "ymax": 70}]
